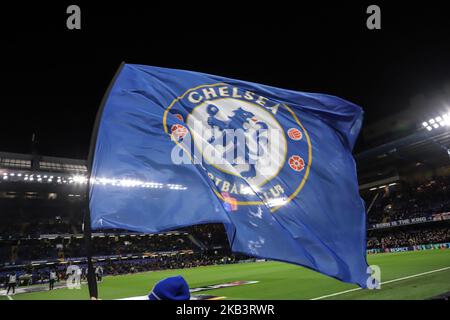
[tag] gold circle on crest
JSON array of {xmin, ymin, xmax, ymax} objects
[{"xmin": 163, "ymin": 83, "xmax": 312, "ymax": 213}]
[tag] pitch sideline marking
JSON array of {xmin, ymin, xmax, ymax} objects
[
  {"xmin": 7, "ymin": 295, "xmax": 13, "ymax": 300},
  {"xmin": 310, "ymin": 266, "xmax": 450, "ymax": 300}
]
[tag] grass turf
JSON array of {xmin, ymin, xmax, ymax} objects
[{"xmin": 1, "ymin": 249, "xmax": 449, "ymax": 300}]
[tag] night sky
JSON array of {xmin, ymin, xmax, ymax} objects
[{"xmin": 2, "ymin": 1, "xmax": 450, "ymax": 158}]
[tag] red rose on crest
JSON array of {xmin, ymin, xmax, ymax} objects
[
  {"xmin": 171, "ymin": 124, "xmax": 188, "ymax": 140},
  {"xmin": 289, "ymin": 155, "xmax": 305, "ymax": 172}
]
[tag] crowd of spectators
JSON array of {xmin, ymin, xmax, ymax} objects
[
  {"xmin": 187, "ymin": 224, "xmax": 229, "ymax": 248},
  {"xmin": 0, "ymin": 233, "xmax": 193, "ymax": 265},
  {"xmin": 365, "ymin": 175, "xmax": 450, "ymax": 224},
  {"xmin": 367, "ymin": 224, "xmax": 450, "ymax": 249},
  {"xmin": 0, "ymin": 220, "xmax": 81, "ymax": 240},
  {"xmin": 0, "ymin": 251, "xmax": 248, "ymax": 288},
  {"xmin": 0, "ymin": 197, "xmax": 83, "ymax": 239},
  {"xmin": 101, "ymin": 251, "xmax": 241, "ymax": 276}
]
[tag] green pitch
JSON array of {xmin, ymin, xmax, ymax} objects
[{"xmin": 2, "ymin": 249, "xmax": 449, "ymax": 300}]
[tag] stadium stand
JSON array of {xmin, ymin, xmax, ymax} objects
[
  {"xmin": 367, "ymin": 224, "xmax": 450, "ymax": 249},
  {"xmin": 1, "ymin": 150, "xmax": 450, "ymax": 289},
  {"xmin": 362, "ymin": 175, "xmax": 450, "ymax": 225}
]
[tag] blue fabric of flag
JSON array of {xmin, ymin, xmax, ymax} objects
[{"xmin": 90, "ymin": 64, "xmax": 369, "ymax": 287}]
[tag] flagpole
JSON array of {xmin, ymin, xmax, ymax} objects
[
  {"xmin": 84, "ymin": 62, "xmax": 126, "ymax": 299},
  {"xmin": 83, "ymin": 204, "xmax": 98, "ymax": 299}
]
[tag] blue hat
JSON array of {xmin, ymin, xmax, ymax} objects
[{"xmin": 148, "ymin": 275, "xmax": 190, "ymax": 300}]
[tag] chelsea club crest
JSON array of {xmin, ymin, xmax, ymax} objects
[{"xmin": 163, "ymin": 83, "xmax": 312, "ymax": 212}]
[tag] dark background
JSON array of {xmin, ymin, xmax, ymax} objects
[{"xmin": 1, "ymin": 1, "xmax": 450, "ymax": 158}]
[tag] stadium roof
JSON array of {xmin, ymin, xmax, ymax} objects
[
  {"xmin": 0, "ymin": 151, "xmax": 87, "ymax": 173},
  {"xmin": 356, "ymin": 128, "xmax": 450, "ymax": 185}
]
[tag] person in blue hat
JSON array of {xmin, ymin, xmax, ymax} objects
[{"xmin": 148, "ymin": 275, "xmax": 190, "ymax": 300}]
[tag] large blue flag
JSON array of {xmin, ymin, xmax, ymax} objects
[{"xmin": 89, "ymin": 64, "xmax": 369, "ymax": 287}]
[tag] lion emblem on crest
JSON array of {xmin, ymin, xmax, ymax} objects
[{"xmin": 205, "ymin": 104, "xmax": 269, "ymax": 178}]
